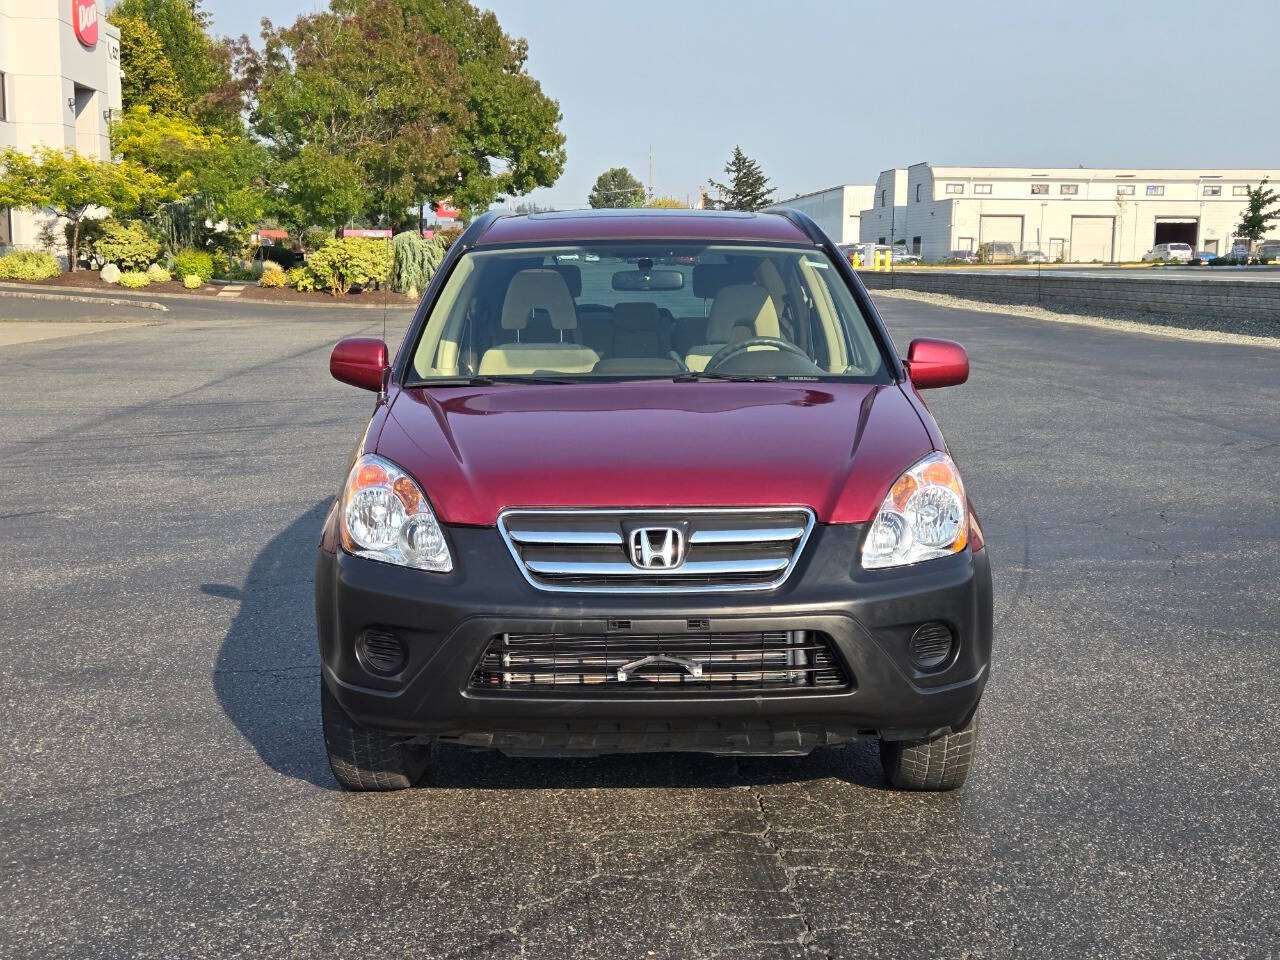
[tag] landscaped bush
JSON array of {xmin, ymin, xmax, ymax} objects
[
  {"xmin": 435, "ymin": 228, "xmax": 463, "ymax": 251},
  {"xmin": 70, "ymin": 218, "xmax": 111, "ymax": 268},
  {"xmin": 183, "ymin": 273, "xmax": 202, "ymax": 289},
  {"xmin": 92, "ymin": 221, "xmax": 161, "ymax": 271},
  {"xmin": 258, "ymin": 262, "xmax": 286, "ymax": 287},
  {"xmin": 117, "ymin": 271, "xmax": 152, "ymax": 289},
  {"xmin": 100, "ymin": 263, "xmax": 122, "ymax": 284},
  {"xmin": 300, "ymin": 226, "xmax": 332, "ymax": 254},
  {"xmin": 211, "ymin": 249, "xmax": 230, "ymax": 279},
  {"xmin": 146, "ymin": 264, "xmax": 172, "ymax": 283},
  {"xmin": 173, "ymin": 249, "xmax": 214, "ymax": 284},
  {"xmin": 306, "ymin": 237, "xmax": 393, "ymax": 296},
  {"xmin": 391, "ymin": 231, "xmax": 445, "ymax": 295},
  {"xmin": 0, "ymin": 250, "xmax": 61, "ymax": 281}
]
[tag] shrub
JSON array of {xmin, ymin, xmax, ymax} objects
[
  {"xmin": 391, "ymin": 231, "xmax": 445, "ymax": 295},
  {"xmin": 306, "ymin": 237, "xmax": 393, "ymax": 296},
  {"xmin": 117, "ymin": 271, "xmax": 152, "ymax": 289},
  {"xmin": 100, "ymin": 263, "xmax": 122, "ymax": 284},
  {"xmin": 435, "ymin": 228, "xmax": 463, "ymax": 251},
  {"xmin": 146, "ymin": 264, "xmax": 172, "ymax": 283},
  {"xmin": 70, "ymin": 218, "xmax": 111, "ymax": 268},
  {"xmin": 211, "ymin": 249, "xmax": 230, "ymax": 279},
  {"xmin": 173, "ymin": 249, "xmax": 214, "ymax": 284},
  {"xmin": 259, "ymin": 265, "xmax": 287, "ymax": 287},
  {"xmin": 300, "ymin": 226, "xmax": 332, "ymax": 254},
  {"xmin": 183, "ymin": 273, "xmax": 202, "ymax": 290},
  {"xmin": 0, "ymin": 250, "xmax": 62, "ymax": 281},
  {"xmin": 92, "ymin": 221, "xmax": 161, "ymax": 271}
]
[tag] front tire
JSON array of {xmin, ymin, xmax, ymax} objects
[
  {"xmin": 320, "ymin": 677, "xmax": 428, "ymax": 791},
  {"xmin": 879, "ymin": 706, "xmax": 979, "ymax": 791}
]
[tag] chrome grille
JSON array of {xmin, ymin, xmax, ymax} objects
[
  {"xmin": 470, "ymin": 630, "xmax": 849, "ymax": 692},
  {"xmin": 498, "ymin": 508, "xmax": 814, "ymax": 592}
]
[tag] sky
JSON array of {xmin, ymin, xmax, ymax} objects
[{"xmin": 204, "ymin": 0, "xmax": 1280, "ymax": 210}]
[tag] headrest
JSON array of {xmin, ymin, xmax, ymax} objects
[
  {"xmin": 612, "ymin": 301, "xmax": 660, "ymax": 331},
  {"xmin": 501, "ymin": 269, "xmax": 577, "ymax": 331},
  {"xmin": 692, "ymin": 262, "xmax": 752, "ymax": 299},
  {"xmin": 707, "ymin": 283, "xmax": 780, "ymax": 341},
  {"xmin": 551, "ymin": 264, "xmax": 581, "ymax": 297}
]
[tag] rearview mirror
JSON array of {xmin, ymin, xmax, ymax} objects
[
  {"xmin": 612, "ymin": 269, "xmax": 684, "ymax": 292},
  {"xmin": 330, "ymin": 337, "xmax": 388, "ymax": 392},
  {"xmin": 906, "ymin": 337, "xmax": 969, "ymax": 390}
]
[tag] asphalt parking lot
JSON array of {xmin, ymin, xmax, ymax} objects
[{"xmin": 2, "ymin": 292, "xmax": 1277, "ymax": 959}]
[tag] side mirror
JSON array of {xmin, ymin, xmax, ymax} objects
[
  {"xmin": 906, "ymin": 337, "xmax": 969, "ymax": 390},
  {"xmin": 330, "ymin": 337, "xmax": 388, "ymax": 392}
]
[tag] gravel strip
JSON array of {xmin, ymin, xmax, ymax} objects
[{"xmin": 872, "ymin": 288, "xmax": 1280, "ymax": 349}]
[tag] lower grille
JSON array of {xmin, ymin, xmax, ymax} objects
[{"xmin": 470, "ymin": 630, "xmax": 850, "ymax": 692}]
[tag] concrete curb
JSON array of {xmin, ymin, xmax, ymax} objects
[
  {"xmin": 0, "ymin": 280, "xmax": 414, "ymax": 311},
  {"xmin": 0, "ymin": 288, "xmax": 168, "ymax": 311}
]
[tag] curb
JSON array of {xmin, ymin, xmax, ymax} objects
[
  {"xmin": 0, "ymin": 280, "xmax": 415, "ymax": 311},
  {"xmin": 0, "ymin": 288, "xmax": 168, "ymax": 311}
]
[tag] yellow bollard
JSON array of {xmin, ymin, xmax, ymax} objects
[
  {"xmin": 852, "ymin": 253, "xmax": 861, "ymax": 267},
  {"xmin": 873, "ymin": 251, "xmax": 882, "ymax": 270},
  {"xmin": 885, "ymin": 250, "xmax": 893, "ymax": 270}
]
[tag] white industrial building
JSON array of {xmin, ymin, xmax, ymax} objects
[
  {"xmin": 766, "ymin": 184, "xmax": 875, "ymax": 245},
  {"xmin": 859, "ymin": 163, "xmax": 1280, "ymax": 262},
  {"xmin": 0, "ymin": 0, "xmax": 121, "ymax": 249}
]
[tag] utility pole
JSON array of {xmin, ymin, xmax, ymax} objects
[{"xmin": 647, "ymin": 146, "xmax": 654, "ymax": 202}]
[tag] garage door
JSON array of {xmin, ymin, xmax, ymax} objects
[
  {"xmin": 1070, "ymin": 216, "xmax": 1114, "ymax": 263},
  {"xmin": 979, "ymin": 216, "xmax": 1023, "ymax": 246}
]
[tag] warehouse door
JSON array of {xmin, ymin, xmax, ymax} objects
[
  {"xmin": 979, "ymin": 215, "xmax": 1023, "ymax": 246},
  {"xmin": 1070, "ymin": 216, "xmax": 1115, "ymax": 262},
  {"xmin": 1154, "ymin": 218, "xmax": 1198, "ymax": 248}
]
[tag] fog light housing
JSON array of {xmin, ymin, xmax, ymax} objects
[
  {"xmin": 909, "ymin": 622, "xmax": 954, "ymax": 670},
  {"xmin": 356, "ymin": 628, "xmax": 407, "ymax": 675}
]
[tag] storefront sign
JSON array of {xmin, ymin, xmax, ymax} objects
[{"xmin": 73, "ymin": 0, "xmax": 98, "ymax": 48}]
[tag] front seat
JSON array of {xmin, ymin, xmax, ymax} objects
[
  {"xmin": 478, "ymin": 269, "xmax": 600, "ymax": 375},
  {"xmin": 684, "ymin": 283, "xmax": 781, "ymax": 371}
]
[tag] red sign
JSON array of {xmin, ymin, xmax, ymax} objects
[
  {"xmin": 72, "ymin": 0, "xmax": 98, "ymax": 48},
  {"xmin": 433, "ymin": 202, "xmax": 460, "ymax": 220}
]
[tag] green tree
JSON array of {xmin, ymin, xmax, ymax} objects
[
  {"xmin": 588, "ymin": 167, "xmax": 644, "ymax": 208},
  {"xmin": 1236, "ymin": 178, "xmax": 1280, "ymax": 245},
  {"xmin": 110, "ymin": 0, "xmax": 239, "ymax": 129},
  {"xmin": 707, "ymin": 146, "xmax": 775, "ymax": 212},
  {"xmin": 111, "ymin": 14, "xmax": 183, "ymax": 115},
  {"xmin": 0, "ymin": 147, "xmax": 163, "ymax": 270},
  {"xmin": 645, "ymin": 195, "xmax": 686, "ymax": 209},
  {"xmin": 247, "ymin": 0, "xmax": 565, "ymax": 228}
]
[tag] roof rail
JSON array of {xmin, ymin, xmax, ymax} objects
[
  {"xmin": 455, "ymin": 210, "xmax": 507, "ymax": 249},
  {"xmin": 773, "ymin": 207, "xmax": 827, "ymax": 245}
]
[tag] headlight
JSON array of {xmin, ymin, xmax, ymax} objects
[
  {"xmin": 861, "ymin": 452, "xmax": 968, "ymax": 569},
  {"xmin": 340, "ymin": 454, "xmax": 452, "ymax": 572}
]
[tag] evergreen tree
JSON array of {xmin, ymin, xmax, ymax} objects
[
  {"xmin": 1236, "ymin": 178, "xmax": 1280, "ymax": 245},
  {"xmin": 707, "ymin": 146, "xmax": 775, "ymax": 211},
  {"xmin": 587, "ymin": 167, "xmax": 645, "ymax": 208}
]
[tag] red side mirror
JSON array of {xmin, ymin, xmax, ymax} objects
[
  {"xmin": 906, "ymin": 337, "xmax": 969, "ymax": 390},
  {"xmin": 330, "ymin": 337, "xmax": 388, "ymax": 392}
]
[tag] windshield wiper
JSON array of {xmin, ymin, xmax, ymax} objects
[
  {"xmin": 407, "ymin": 375, "xmax": 580, "ymax": 387},
  {"xmin": 672, "ymin": 371, "xmax": 780, "ymax": 382}
]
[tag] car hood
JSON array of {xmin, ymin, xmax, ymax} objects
[{"xmin": 378, "ymin": 381, "xmax": 934, "ymax": 525}]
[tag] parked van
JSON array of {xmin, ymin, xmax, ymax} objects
[{"xmin": 1143, "ymin": 242, "xmax": 1193, "ymax": 263}]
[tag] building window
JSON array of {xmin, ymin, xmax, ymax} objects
[
  {"xmin": 1030, "ymin": 184, "xmax": 1048, "ymax": 195},
  {"xmin": 915, "ymin": 184, "xmax": 922, "ymax": 202},
  {"xmin": 878, "ymin": 236, "xmax": 886, "ymax": 244},
  {"xmin": 1203, "ymin": 185, "xmax": 1221, "ymax": 196},
  {"xmin": 1060, "ymin": 184, "xmax": 1079, "ymax": 195},
  {"xmin": 974, "ymin": 183, "xmax": 992, "ymax": 194},
  {"xmin": 1233, "ymin": 185, "xmax": 1249, "ymax": 196},
  {"xmin": 0, "ymin": 71, "xmax": 7, "ymax": 122},
  {"xmin": 1146, "ymin": 185, "xmax": 1165, "ymax": 195},
  {"xmin": 945, "ymin": 183, "xmax": 964, "ymax": 194},
  {"xmin": 912, "ymin": 236, "xmax": 922, "ymax": 254},
  {"xmin": 880, "ymin": 190, "xmax": 886, "ymax": 207},
  {"xmin": 1117, "ymin": 184, "xmax": 1135, "ymax": 196},
  {"xmin": 0, "ymin": 208, "xmax": 11, "ymax": 247}
]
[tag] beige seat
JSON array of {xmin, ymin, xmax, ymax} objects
[
  {"xmin": 479, "ymin": 269, "xmax": 599, "ymax": 375},
  {"xmin": 684, "ymin": 283, "xmax": 781, "ymax": 371}
]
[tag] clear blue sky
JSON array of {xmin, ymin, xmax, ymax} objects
[{"xmin": 204, "ymin": 0, "xmax": 1280, "ymax": 209}]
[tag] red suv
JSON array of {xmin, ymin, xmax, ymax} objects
[{"xmin": 318, "ymin": 209, "xmax": 992, "ymax": 791}]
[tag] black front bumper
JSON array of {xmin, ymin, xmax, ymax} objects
[{"xmin": 315, "ymin": 519, "xmax": 993, "ymax": 755}]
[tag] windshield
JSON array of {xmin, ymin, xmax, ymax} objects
[{"xmin": 407, "ymin": 243, "xmax": 889, "ymax": 382}]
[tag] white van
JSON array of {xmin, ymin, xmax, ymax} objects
[{"xmin": 1143, "ymin": 242, "xmax": 1193, "ymax": 262}]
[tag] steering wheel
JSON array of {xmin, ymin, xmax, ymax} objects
[{"xmin": 705, "ymin": 337, "xmax": 812, "ymax": 372}]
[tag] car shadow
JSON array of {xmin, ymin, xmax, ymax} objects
[{"xmin": 210, "ymin": 502, "xmax": 891, "ymax": 793}]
